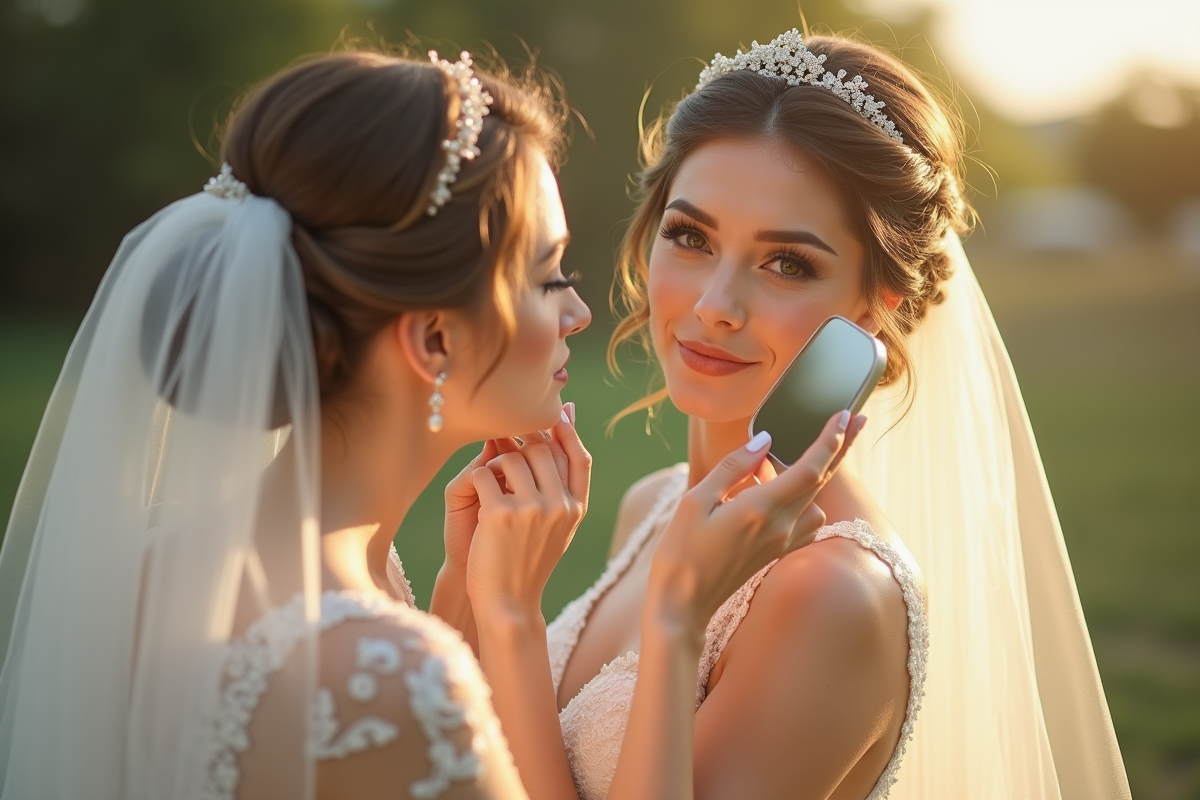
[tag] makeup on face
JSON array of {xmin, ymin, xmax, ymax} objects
[
  {"xmin": 676, "ymin": 338, "xmax": 757, "ymax": 377},
  {"xmin": 645, "ymin": 138, "xmax": 868, "ymax": 422}
]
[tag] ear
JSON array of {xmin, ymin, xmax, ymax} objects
[
  {"xmin": 395, "ymin": 311, "xmax": 451, "ymax": 385},
  {"xmin": 856, "ymin": 292, "xmax": 902, "ymax": 336}
]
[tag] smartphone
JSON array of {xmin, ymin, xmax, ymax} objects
[{"xmin": 748, "ymin": 316, "xmax": 887, "ymax": 468}]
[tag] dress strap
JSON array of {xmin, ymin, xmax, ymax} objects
[
  {"xmin": 693, "ymin": 517, "xmax": 930, "ymax": 800},
  {"xmin": 695, "ymin": 558, "xmax": 780, "ymax": 707},
  {"xmin": 813, "ymin": 520, "xmax": 929, "ymax": 800},
  {"xmin": 548, "ymin": 464, "xmax": 689, "ymax": 690},
  {"xmin": 388, "ymin": 543, "xmax": 417, "ymax": 608}
]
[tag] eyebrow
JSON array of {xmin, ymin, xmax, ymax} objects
[
  {"xmin": 663, "ymin": 198, "xmax": 839, "ymax": 257},
  {"xmin": 538, "ymin": 232, "xmax": 571, "ymax": 264}
]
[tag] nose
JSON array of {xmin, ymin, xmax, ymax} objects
[
  {"xmin": 694, "ymin": 261, "xmax": 746, "ymax": 330},
  {"xmin": 561, "ymin": 290, "xmax": 591, "ymax": 336}
]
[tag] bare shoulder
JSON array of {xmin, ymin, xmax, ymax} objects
[
  {"xmin": 747, "ymin": 528, "xmax": 916, "ymax": 676},
  {"xmin": 607, "ymin": 464, "xmax": 684, "ymax": 559},
  {"xmin": 315, "ymin": 602, "xmax": 526, "ymax": 800}
]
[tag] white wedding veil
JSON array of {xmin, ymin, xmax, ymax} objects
[
  {"xmin": 848, "ymin": 234, "xmax": 1132, "ymax": 799},
  {"xmin": 0, "ymin": 189, "xmax": 323, "ymax": 799}
]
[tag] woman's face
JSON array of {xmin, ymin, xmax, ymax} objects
[
  {"xmin": 648, "ymin": 137, "xmax": 870, "ymax": 424},
  {"xmin": 449, "ymin": 156, "xmax": 591, "ymax": 438}
]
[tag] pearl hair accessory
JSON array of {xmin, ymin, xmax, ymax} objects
[
  {"xmin": 203, "ymin": 163, "xmax": 250, "ymax": 201},
  {"xmin": 426, "ymin": 50, "xmax": 494, "ymax": 216},
  {"xmin": 696, "ymin": 28, "xmax": 904, "ymax": 143},
  {"xmin": 427, "ymin": 371, "xmax": 447, "ymax": 433}
]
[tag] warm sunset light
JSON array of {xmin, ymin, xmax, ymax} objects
[{"xmin": 861, "ymin": 0, "xmax": 1200, "ymax": 122}]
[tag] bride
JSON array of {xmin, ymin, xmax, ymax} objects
[
  {"xmin": 0, "ymin": 48, "xmax": 595, "ymax": 800},
  {"xmin": 0, "ymin": 40, "xmax": 856, "ymax": 800},
  {"xmin": 435, "ymin": 29, "xmax": 1133, "ymax": 800}
]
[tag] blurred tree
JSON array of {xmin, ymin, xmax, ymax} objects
[
  {"xmin": 0, "ymin": 0, "xmax": 1019, "ymax": 316},
  {"xmin": 1078, "ymin": 76, "xmax": 1200, "ymax": 231}
]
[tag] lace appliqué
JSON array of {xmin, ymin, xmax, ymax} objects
[
  {"xmin": 201, "ymin": 584, "xmax": 498, "ymax": 800},
  {"xmin": 309, "ymin": 687, "xmax": 400, "ymax": 758},
  {"xmin": 310, "ymin": 636, "xmax": 405, "ymax": 758}
]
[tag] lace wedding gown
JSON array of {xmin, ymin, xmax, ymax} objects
[
  {"xmin": 200, "ymin": 547, "xmax": 512, "ymax": 800},
  {"xmin": 546, "ymin": 465, "xmax": 929, "ymax": 800}
]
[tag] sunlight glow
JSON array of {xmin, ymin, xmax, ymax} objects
[{"xmin": 858, "ymin": 0, "xmax": 1200, "ymax": 122}]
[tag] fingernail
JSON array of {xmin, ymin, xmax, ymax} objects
[
  {"xmin": 566, "ymin": 402, "xmax": 576, "ymax": 425},
  {"xmin": 561, "ymin": 409, "xmax": 571, "ymax": 424},
  {"xmin": 837, "ymin": 410, "xmax": 850, "ymax": 432},
  {"xmin": 746, "ymin": 430, "xmax": 771, "ymax": 452}
]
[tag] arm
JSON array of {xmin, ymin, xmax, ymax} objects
[
  {"xmin": 430, "ymin": 566, "xmax": 479, "ymax": 657},
  {"xmin": 431, "ymin": 438, "xmax": 506, "ymax": 655},
  {"xmin": 465, "ymin": 412, "xmax": 591, "ymax": 800},
  {"xmin": 690, "ymin": 543, "xmax": 907, "ymax": 799},
  {"xmin": 606, "ymin": 413, "xmax": 865, "ymax": 800}
]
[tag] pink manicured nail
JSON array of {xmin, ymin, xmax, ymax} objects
[
  {"xmin": 560, "ymin": 409, "xmax": 571, "ymax": 424},
  {"xmin": 837, "ymin": 410, "xmax": 850, "ymax": 431},
  {"xmin": 566, "ymin": 402, "xmax": 576, "ymax": 425},
  {"xmin": 746, "ymin": 431, "xmax": 771, "ymax": 452}
]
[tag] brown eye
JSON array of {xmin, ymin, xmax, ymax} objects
[
  {"xmin": 779, "ymin": 259, "xmax": 801, "ymax": 276},
  {"xmin": 685, "ymin": 231, "xmax": 706, "ymax": 249}
]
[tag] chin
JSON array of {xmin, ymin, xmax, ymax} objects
[{"xmin": 665, "ymin": 378, "xmax": 758, "ymax": 424}]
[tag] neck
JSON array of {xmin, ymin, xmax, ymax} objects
[
  {"xmin": 317, "ymin": 393, "xmax": 461, "ymax": 597},
  {"xmin": 686, "ymin": 415, "xmax": 755, "ymax": 490},
  {"xmin": 685, "ymin": 413, "xmax": 858, "ymax": 513}
]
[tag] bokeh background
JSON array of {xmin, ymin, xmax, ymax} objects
[{"xmin": 2, "ymin": 0, "xmax": 1198, "ymax": 796}]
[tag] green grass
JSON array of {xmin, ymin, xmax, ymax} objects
[{"xmin": 1, "ymin": 250, "xmax": 1198, "ymax": 798}]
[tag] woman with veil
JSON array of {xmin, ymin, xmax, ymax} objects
[
  {"xmin": 429, "ymin": 29, "xmax": 1134, "ymax": 800},
  {"xmin": 0, "ymin": 36, "xmax": 871, "ymax": 800},
  {"xmin": 0, "ymin": 48, "xmax": 599, "ymax": 800}
]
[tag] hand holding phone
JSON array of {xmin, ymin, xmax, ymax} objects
[{"xmin": 749, "ymin": 316, "xmax": 886, "ymax": 469}]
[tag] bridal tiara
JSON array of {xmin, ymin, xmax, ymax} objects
[
  {"xmin": 204, "ymin": 50, "xmax": 493, "ymax": 215},
  {"xmin": 426, "ymin": 50, "xmax": 493, "ymax": 216},
  {"xmin": 696, "ymin": 28, "xmax": 904, "ymax": 144}
]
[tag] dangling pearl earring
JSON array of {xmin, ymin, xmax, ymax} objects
[{"xmin": 427, "ymin": 372, "xmax": 447, "ymax": 433}]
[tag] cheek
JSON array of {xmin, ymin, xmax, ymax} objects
[
  {"xmin": 495, "ymin": 299, "xmax": 559, "ymax": 384},
  {"xmin": 647, "ymin": 251, "xmax": 696, "ymax": 331}
]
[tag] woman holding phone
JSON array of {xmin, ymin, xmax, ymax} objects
[
  {"xmin": 0, "ymin": 42, "xmax": 853, "ymax": 800},
  {"xmin": 440, "ymin": 29, "xmax": 1131, "ymax": 800}
]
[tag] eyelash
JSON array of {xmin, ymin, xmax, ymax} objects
[
  {"xmin": 543, "ymin": 271, "xmax": 582, "ymax": 293},
  {"xmin": 658, "ymin": 220, "xmax": 818, "ymax": 282}
]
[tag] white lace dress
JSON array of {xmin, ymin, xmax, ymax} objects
[
  {"xmin": 200, "ymin": 546, "xmax": 510, "ymax": 800},
  {"xmin": 546, "ymin": 465, "xmax": 929, "ymax": 800}
]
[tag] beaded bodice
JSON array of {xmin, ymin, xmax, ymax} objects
[{"xmin": 545, "ymin": 465, "xmax": 928, "ymax": 800}]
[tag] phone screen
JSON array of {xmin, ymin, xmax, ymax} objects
[{"xmin": 751, "ymin": 317, "xmax": 885, "ymax": 466}]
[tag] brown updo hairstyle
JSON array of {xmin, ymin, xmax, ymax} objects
[
  {"xmin": 609, "ymin": 34, "xmax": 972, "ymax": 423},
  {"xmin": 221, "ymin": 49, "xmax": 566, "ymax": 405}
]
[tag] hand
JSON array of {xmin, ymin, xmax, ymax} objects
[
  {"xmin": 466, "ymin": 403, "xmax": 592, "ymax": 619},
  {"xmin": 442, "ymin": 437, "xmax": 505, "ymax": 583},
  {"xmin": 647, "ymin": 411, "xmax": 867, "ymax": 636}
]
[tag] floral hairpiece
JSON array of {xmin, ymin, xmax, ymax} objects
[
  {"xmin": 696, "ymin": 28, "xmax": 903, "ymax": 143},
  {"xmin": 203, "ymin": 163, "xmax": 250, "ymax": 201},
  {"xmin": 426, "ymin": 50, "xmax": 494, "ymax": 216}
]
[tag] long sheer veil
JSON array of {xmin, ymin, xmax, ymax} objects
[
  {"xmin": 848, "ymin": 234, "xmax": 1132, "ymax": 799},
  {"xmin": 0, "ymin": 190, "xmax": 323, "ymax": 799}
]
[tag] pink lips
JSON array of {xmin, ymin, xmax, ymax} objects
[
  {"xmin": 676, "ymin": 339, "xmax": 756, "ymax": 377},
  {"xmin": 553, "ymin": 354, "xmax": 570, "ymax": 383}
]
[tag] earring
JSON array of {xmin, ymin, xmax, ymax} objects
[{"xmin": 427, "ymin": 372, "xmax": 447, "ymax": 433}]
